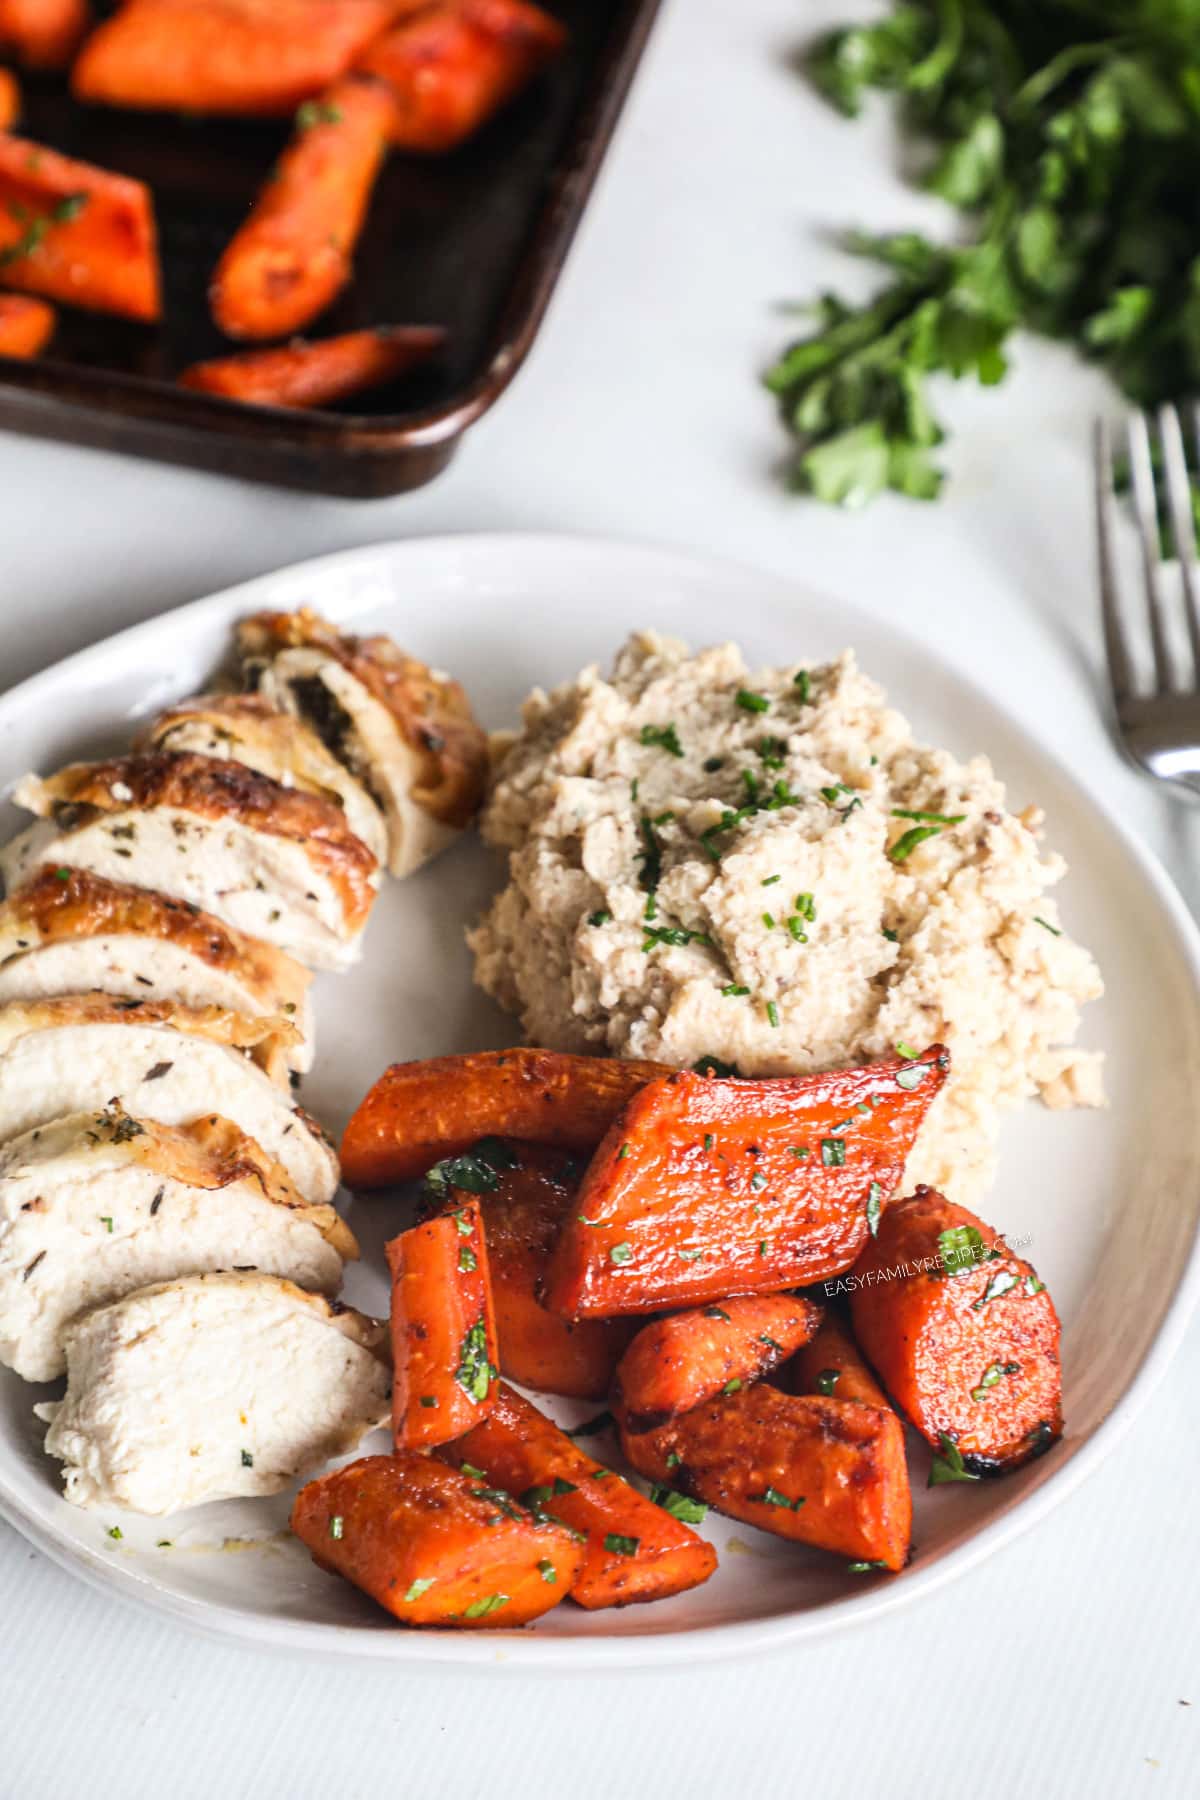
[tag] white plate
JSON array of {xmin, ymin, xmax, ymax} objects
[{"xmin": 1, "ymin": 534, "xmax": 1198, "ymax": 1667}]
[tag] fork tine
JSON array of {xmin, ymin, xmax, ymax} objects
[
  {"xmin": 1094, "ymin": 418, "xmax": 1135, "ymax": 705},
  {"xmin": 1156, "ymin": 403, "xmax": 1200, "ymax": 682},
  {"xmin": 1127, "ymin": 410, "xmax": 1175, "ymax": 693}
]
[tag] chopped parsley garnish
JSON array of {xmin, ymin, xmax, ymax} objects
[
  {"xmin": 404, "ymin": 1577, "xmax": 435, "ymax": 1602},
  {"xmin": 758, "ymin": 1239, "xmax": 768, "ymax": 1256},
  {"xmin": 665, "ymin": 1451, "xmax": 681, "ymax": 1470},
  {"xmin": 425, "ymin": 1151, "xmax": 501, "ymax": 1199},
  {"xmin": 0, "ymin": 191, "xmax": 89, "ymax": 271},
  {"xmin": 521, "ymin": 1478, "xmax": 578, "ymax": 1507},
  {"xmin": 753, "ymin": 1485, "xmax": 806, "ymax": 1510},
  {"xmin": 296, "ymin": 99, "xmax": 343, "ymax": 129},
  {"xmin": 1024, "ymin": 1274, "xmax": 1045, "ymax": 1297},
  {"xmin": 241, "ymin": 1449, "xmax": 253, "ymax": 1468},
  {"xmin": 722, "ymin": 983, "xmax": 751, "ymax": 997},
  {"xmin": 419, "ymin": 1395, "xmax": 438, "ymax": 1408},
  {"xmin": 603, "ymin": 1533, "xmax": 640, "ymax": 1557},
  {"xmin": 847, "ymin": 1560, "xmax": 889, "ymax": 1573},
  {"xmin": 973, "ymin": 1269, "xmax": 1018, "ymax": 1310},
  {"xmin": 107, "ymin": 1525, "xmax": 122, "ymax": 1540},
  {"xmin": 722, "ymin": 1378, "xmax": 742, "ymax": 1395},
  {"xmin": 564, "ymin": 1411, "xmax": 614, "ymax": 1438},
  {"xmin": 866, "ymin": 1181, "xmax": 883, "ymax": 1236},
  {"xmin": 703, "ymin": 1306, "xmax": 730, "ymax": 1321},
  {"xmin": 766, "ymin": 1000, "xmax": 781, "ymax": 1029},
  {"xmin": 458, "ymin": 1245, "xmax": 478, "ymax": 1274},
  {"xmin": 329, "ymin": 1516, "xmax": 345, "ymax": 1540},
  {"xmin": 679, "ymin": 1248, "xmax": 705, "ymax": 1262},
  {"xmin": 455, "ymin": 1318, "xmax": 495, "ymax": 1402},
  {"xmin": 588, "ymin": 909, "xmax": 611, "ymax": 927},
  {"xmin": 636, "ymin": 812, "xmax": 665, "ymax": 893},
  {"xmin": 928, "ymin": 1433, "xmax": 979, "ymax": 1487},
  {"xmin": 639, "ymin": 721, "xmax": 685, "ymax": 757},
  {"xmin": 703, "ymin": 755, "xmax": 725, "ymax": 772},
  {"xmin": 750, "ymin": 1169, "xmax": 767, "ymax": 1191},
  {"xmin": 971, "ymin": 1360, "xmax": 1020, "ymax": 1402},
  {"xmin": 888, "ymin": 824, "xmax": 943, "ymax": 862},
  {"xmin": 815, "ymin": 1368, "xmax": 841, "ymax": 1396},
  {"xmin": 463, "ymin": 1593, "xmax": 509, "ymax": 1619},
  {"xmin": 820, "ymin": 1136, "xmax": 846, "ymax": 1168},
  {"xmin": 891, "ymin": 808, "xmax": 966, "ymax": 826},
  {"xmin": 650, "ymin": 1487, "xmax": 708, "ymax": 1525},
  {"xmin": 882, "ymin": 927, "xmax": 899, "ymax": 942},
  {"xmin": 609, "ymin": 1242, "xmax": 633, "ymax": 1265},
  {"xmin": 736, "ymin": 689, "xmax": 770, "ymax": 714},
  {"xmin": 938, "ymin": 1225, "xmax": 987, "ymax": 1276},
  {"xmin": 537, "ymin": 1559, "xmax": 557, "ymax": 1583},
  {"xmin": 704, "ymin": 1133, "xmax": 715, "ymax": 1151},
  {"xmin": 793, "ymin": 670, "xmax": 811, "ymax": 703},
  {"xmin": 1033, "ymin": 916, "xmax": 1062, "ymax": 937},
  {"xmin": 695, "ymin": 1054, "xmax": 739, "ymax": 1077},
  {"xmin": 790, "ymin": 1144, "xmax": 810, "ymax": 1159}
]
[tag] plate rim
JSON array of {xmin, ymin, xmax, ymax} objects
[{"xmin": 2, "ymin": 529, "xmax": 1198, "ymax": 1668}]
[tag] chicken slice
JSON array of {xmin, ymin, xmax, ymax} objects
[
  {"xmin": 237, "ymin": 608, "xmax": 487, "ymax": 878},
  {"xmin": 39, "ymin": 1272, "xmax": 390, "ymax": 1514},
  {"xmin": 135, "ymin": 692, "xmax": 388, "ymax": 866},
  {"xmin": 0, "ymin": 1108, "xmax": 356, "ymax": 1380},
  {"xmin": 0, "ymin": 750, "xmax": 380, "ymax": 971},
  {"xmin": 0, "ymin": 997, "xmax": 338, "ymax": 1202},
  {"xmin": 0, "ymin": 866, "xmax": 314, "ymax": 1071}
]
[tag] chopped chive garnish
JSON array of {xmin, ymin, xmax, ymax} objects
[
  {"xmin": 890, "ymin": 808, "xmax": 966, "ymax": 826},
  {"xmin": 404, "ymin": 1577, "xmax": 435, "ymax": 1602},
  {"xmin": 587, "ymin": 909, "xmax": 611, "ymax": 926},
  {"xmin": 762, "ymin": 911, "xmax": 776, "ymax": 929},
  {"xmin": 766, "ymin": 1001, "xmax": 780, "ymax": 1028},
  {"xmin": 639, "ymin": 722, "xmax": 684, "ymax": 757},
  {"xmin": 603, "ymin": 1534, "xmax": 639, "ymax": 1556},
  {"xmin": 821, "ymin": 1137, "xmax": 846, "ymax": 1168},
  {"xmin": 762, "ymin": 874, "xmax": 781, "ymax": 886},
  {"xmin": 1033, "ymin": 915, "xmax": 1062, "ymax": 936},
  {"xmin": 794, "ymin": 670, "xmax": 811, "ymax": 702},
  {"xmin": 815, "ymin": 1369, "xmax": 840, "ymax": 1396},
  {"xmin": 895, "ymin": 1040, "xmax": 919, "ymax": 1059},
  {"xmin": 736, "ymin": 689, "xmax": 770, "ymax": 714},
  {"xmin": 329, "ymin": 1516, "xmax": 344, "ymax": 1540},
  {"xmin": 722, "ymin": 982, "xmax": 750, "ymax": 997}
]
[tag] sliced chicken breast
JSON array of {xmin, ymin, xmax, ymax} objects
[
  {"xmin": 0, "ymin": 750, "xmax": 380, "ymax": 971},
  {"xmin": 0, "ymin": 1108, "xmax": 356, "ymax": 1381},
  {"xmin": 39, "ymin": 1272, "xmax": 390, "ymax": 1513},
  {"xmin": 135, "ymin": 692, "xmax": 388, "ymax": 866},
  {"xmin": 0, "ymin": 997, "xmax": 338, "ymax": 1202},
  {"xmin": 0, "ymin": 866, "xmax": 315, "ymax": 1071},
  {"xmin": 237, "ymin": 608, "xmax": 488, "ymax": 879}
]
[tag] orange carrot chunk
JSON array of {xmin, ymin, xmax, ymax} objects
[
  {"xmin": 358, "ymin": 0, "xmax": 566, "ymax": 153},
  {"xmin": 783, "ymin": 1312, "xmax": 892, "ymax": 1410},
  {"xmin": 620, "ymin": 1383, "xmax": 912, "ymax": 1573},
  {"xmin": 849, "ymin": 1185, "xmax": 1063, "ymax": 1475},
  {"xmin": 72, "ymin": 0, "xmax": 421, "ymax": 117},
  {"xmin": 545, "ymin": 1047, "xmax": 950, "ymax": 1320},
  {"xmin": 437, "ymin": 1140, "xmax": 636, "ymax": 1401},
  {"xmin": 0, "ymin": 0, "xmax": 88, "ymax": 71},
  {"xmin": 179, "ymin": 324, "xmax": 445, "ymax": 409},
  {"xmin": 0, "ymin": 133, "xmax": 160, "ymax": 319},
  {"xmin": 341, "ymin": 1048, "xmax": 668, "ymax": 1190},
  {"xmin": 0, "ymin": 66, "xmax": 20, "ymax": 129},
  {"xmin": 210, "ymin": 73, "xmax": 394, "ymax": 341},
  {"xmin": 615, "ymin": 1293, "xmax": 823, "ymax": 1433},
  {"xmin": 387, "ymin": 1197, "xmax": 499, "ymax": 1450},
  {"xmin": 0, "ymin": 290, "xmax": 53, "ymax": 355},
  {"xmin": 291, "ymin": 1452, "xmax": 583, "ymax": 1627},
  {"xmin": 441, "ymin": 1381, "xmax": 718, "ymax": 1609}
]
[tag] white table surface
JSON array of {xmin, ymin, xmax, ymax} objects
[{"xmin": 1, "ymin": 2, "xmax": 1197, "ymax": 1794}]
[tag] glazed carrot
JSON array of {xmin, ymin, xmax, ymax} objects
[
  {"xmin": 441, "ymin": 1382, "xmax": 718, "ymax": 1609},
  {"xmin": 544, "ymin": 1047, "xmax": 950, "ymax": 1320},
  {"xmin": 209, "ymin": 74, "xmax": 394, "ymax": 341},
  {"xmin": 620, "ymin": 1383, "xmax": 912, "ymax": 1572},
  {"xmin": 614, "ymin": 1294, "xmax": 823, "ymax": 1433},
  {"xmin": 291, "ymin": 1452, "xmax": 582, "ymax": 1627},
  {"xmin": 341, "ymin": 1048, "xmax": 668, "ymax": 1190},
  {"xmin": 358, "ymin": 0, "xmax": 566, "ymax": 153},
  {"xmin": 848, "ymin": 1186, "xmax": 1062, "ymax": 1475},
  {"xmin": 179, "ymin": 325, "xmax": 445, "ymax": 410},
  {"xmin": 439, "ymin": 1140, "xmax": 636, "ymax": 1400},
  {"xmin": 0, "ymin": 134, "xmax": 160, "ymax": 320},
  {"xmin": 72, "ymin": 0, "xmax": 421, "ymax": 117},
  {"xmin": 387, "ymin": 1198, "xmax": 498, "ymax": 1450},
  {"xmin": 784, "ymin": 1313, "xmax": 892, "ymax": 1410},
  {"xmin": 0, "ymin": 68, "xmax": 19, "ymax": 129},
  {"xmin": 0, "ymin": 291, "xmax": 53, "ymax": 355},
  {"xmin": 0, "ymin": 0, "xmax": 88, "ymax": 70}
]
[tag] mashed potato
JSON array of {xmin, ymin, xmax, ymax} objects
[{"xmin": 469, "ymin": 632, "xmax": 1103, "ymax": 1202}]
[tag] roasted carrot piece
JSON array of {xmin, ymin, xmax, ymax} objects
[
  {"xmin": 341, "ymin": 1048, "xmax": 668, "ymax": 1190},
  {"xmin": 620, "ymin": 1383, "xmax": 912, "ymax": 1572},
  {"xmin": 179, "ymin": 325, "xmax": 445, "ymax": 410},
  {"xmin": 545, "ymin": 1047, "xmax": 950, "ymax": 1321},
  {"xmin": 291, "ymin": 1451, "xmax": 582, "ymax": 1627},
  {"xmin": 783, "ymin": 1313, "xmax": 892, "ymax": 1410},
  {"xmin": 357, "ymin": 0, "xmax": 566, "ymax": 153},
  {"xmin": 441, "ymin": 1382, "xmax": 718, "ymax": 1609},
  {"xmin": 0, "ymin": 67, "xmax": 20, "ymax": 129},
  {"xmin": 614, "ymin": 1294, "xmax": 823, "ymax": 1433},
  {"xmin": 72, "ymin": 0, "xmax": 421, "ymax": 117},
  {"xmin": 0, "ymin": 134, "xmax": 160, "ymax": 320},
  {"xmin": 436, "ymin": 1140, "xmax": 636, "ymax": 1400},
  {"xmin": 387, "ymin": 1198, "xmax": 499, "ymax": 1450},
  {"xmin": 0, "ymin": 291, "xmax": 53, "ymax": 355},
  {"xmin": 0, "ymin": 0, "xmax": 88, "ymax": 71},
  {"xmin": 848, "ymin": 1186, "xmax": 1062, "ymax": 1475}
]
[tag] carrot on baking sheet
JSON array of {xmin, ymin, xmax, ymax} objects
[
  {"xmin": 291, "ymin": 1452, "xmax": 582, "ymax": 1627},
  {"xmin": 614, "ymin": 1293, "xmax": 822, "ymax": 1433},
  {"xmin": 437, "ymin": 1140, "xmax": 636, "ymax": 1400},
  {"xmin": 179, "ymin": 324, "xmax": 445, "ymax": 410},
  {"xmin": 0, "ymin": 68, "xmax": 20, "ymax": 129},
  {"xmin": 544, "ymin": 1047, "xmax": 950, "ymax": 1320},
  {"xmin": 209, "ymin": 73, "xmax": 394, "ymax": 340},
  {"xmin": 619, "ymin": 1381, "xmax": 912, "ymax": 1573},
  {"xmin": 72, "ymin": 0, "xmax": 422, "ymax": 117},
  {"xmin": 341, "ymin": 1048, "xmax": 668, "ymax": 1190},
  {"xmin": 782, "ymin": 1312, "xmax": 892, "ymax": 1411},
  {"xmin": 0, "ymin": 290, "xmax": 53, "ymax": 354},
  {"xmin": 0, "ymin": 0, "xmax": 88, "ymax": 71},
  {"xmin": 387, "ymin": 1198, "xmax": 498, "ymax": 1450},
  {"xmin": 0, "ymin": 133, "xmax": 160, "ymax": 319},
  {"xmin": 849, "ymin": 1186, "xmax": 1063, "ymax": 1476},
  {"xmin": 357, "ymin": 0, "xmax": 566, "ymax": 153},
  {"xmin": 440, "ymin": 1381, "xmax": 718, "ymax": 1609}
]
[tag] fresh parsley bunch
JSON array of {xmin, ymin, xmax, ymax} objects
[{"xmin": 768, "ymin": 0, "xmax": 1200, "ymax": 505}]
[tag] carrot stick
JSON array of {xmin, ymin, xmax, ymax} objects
[
  {"xmin": 441, "ymin": 1382, "xmax": 718, "ymax": 1609},
  {"xmin": 0, "ymin": 67, "xmax": 20, "ymax": 129},
  {"xmin": 72, "ymin": 0, "xmax": 422, "ymax": 117},
  {"xmin": 544, "ymin": 1047, "xmax": 951, "ymax": 1320},
  {"xmin": 291, "ymin": 1452, "xmax": 583, "ymax": 1627},
  {"xmin": 783, "ymin": 1313, "xmax": 892, "ymax": 1410},
  {"xmin": 179, "ymin": 325, "xmax": 445, "ymax": 409},
  {"xmin": 619, "ymin": 1383, "xmax": 913, "ymax": 1572},
  {"xmin": 357, "ymin": 0, "xmax": 566, "ymax": 153},
  {"xmin": 0, "ymin": 290, "xmax": 52, "ymax": 354},
  {"xmin": 0, "ymin": 0, "xmax": 88, "ymax": 71},
  {"xmin": 614, "ymin": 1294, "xmax": 822, "ymax": 1433},
  {"xmin": 848, "ymin": 1186, "xmax": 1063, "ymax": 1475},
  {"xmin": 0, "ymin": 133, "xmax": 160, "ymax": 319},
  {"xmin": 387, "ymin": 1197, "xmax": 499, "ymax": 1450},
  {"xmin": 209, "ymin": 74, "xmax": 394, "ymax": 340},
  {"xmin": 341, "ymin": 1048, "xmax": 668, "ymax": 1190}
]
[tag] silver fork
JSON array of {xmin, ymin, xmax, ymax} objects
[{"xmin": 1095, "ymin": 407, "xmax": 1200, "ymax": 791}]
